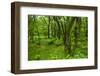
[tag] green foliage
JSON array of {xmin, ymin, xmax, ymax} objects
[{"xmin": 28, "ymin": 15, "xmax": 88, "ymax": 60}]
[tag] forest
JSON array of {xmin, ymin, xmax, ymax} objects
[{"xmin": 28, "ymin": 15, "xmax": 88, "ymax": 60}]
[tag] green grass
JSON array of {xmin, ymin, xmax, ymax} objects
[{"xmin": 28, "ymin": 38, "xmax": 88, "ymax": 61}]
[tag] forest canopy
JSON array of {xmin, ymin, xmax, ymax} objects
[{"xmin": 28, "ymin": 15, "xmax": 88, "ymax": 60}]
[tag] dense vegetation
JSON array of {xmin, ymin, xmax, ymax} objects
[{"xmin": 28, "ymin": 15, "xmax": 88, "ymax": 60}]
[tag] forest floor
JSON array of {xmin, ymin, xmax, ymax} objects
[{"xmin": 28, "ymin": 38, "xmax": 88, "ymax": 60}]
